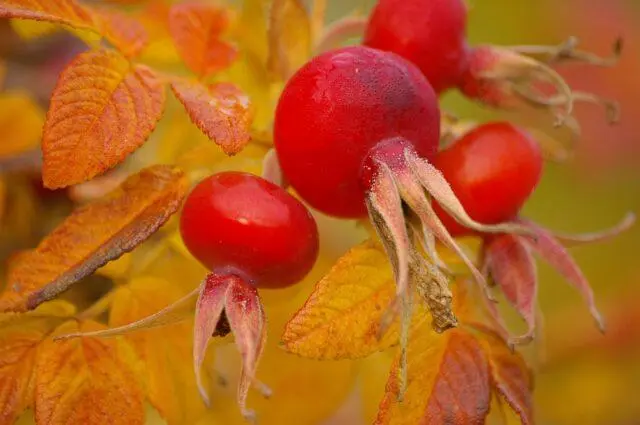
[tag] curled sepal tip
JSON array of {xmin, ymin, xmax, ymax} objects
[
  {"xmin": 484, "ymin": 234, "xmax": 538, "ymax": 347},
  {"xmin": 54, "ymin": 287, "xmax": 200, "ymax": 340},
  {"xmin": 509, "ymin": 36, "xmax": 623, "ymax": 68},
  {"xmin": 194, "ymin": 272, "xmax": 269, "ymax": 422},
  {"xmin": 550, "ymin": 212, "xmax": 635, "ymax": 247},
  {"xmin": 519, "ymin": 220, "xmax": 606, "ymax": 333},
  {"xmin": 461, "ymin": 45, "xmax": 575, "ymax": 127}
]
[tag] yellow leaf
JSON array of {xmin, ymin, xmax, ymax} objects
[
  {"xmin": 234, "ymin": 0, "xmax": 269, "ymax": 66},
  {"xmin": 204, "ymin": 339, "xmax": 357, "ymax": 425},
  {"xmin": 0, "ymin": 165, "xmax": 188, "ymax": 312},
  {"xmin": 109, "ymin": 277, "xmax": 207, "ymax": 425},
  {"xmin": 0, "ymin": 91, "xmax": 45, "ymax": 158},
  {"xmin": 42, "ymin": 48, "xmax": 165, "ymax": 188},
  {"xmin": 282, "ymin": 238, "xmax": 403, "ymax": 359},
  {"xmin": 35, "ymin": 320, "xmax": 144, "ymax": 424},
  {"xmin": 267, "ymin": 0, "xmax": 312, "ymax": 80}
]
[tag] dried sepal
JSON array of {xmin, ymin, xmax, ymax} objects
[
  {"xmin": 194, "ymin": 272, "xmax": 268, "ymax": 422},
  {"xmin": 509, "ymin": 36, "xmax": 622, "ymax": 67},
  {"xmin": 56, "ymin": 287, "xmax": 200, "ymax": 340},
  {"xmin": 366, "ymin": 162, "xmax": 411, "ymax": 300},
  {"xmin": 548, "ymin": 212, "xmax": 635, "ymax": 246},
  {"xmin": 461, "ymin": 45, "xmax": 575, "ymax": 126},
  {"xmin": 484, "ymin": 234, "xmax": 538, "ymax": 346},
  {"xmin": 520, "ymin": 220, "xmax": 605, "ymax": 332},
  {"xmin": 408, "ymin": 236, "xmax": 456, "ymax": 333},
  {"xmin": 193, "ymin": 274, "xmax": 229, "ymax": 404},
  {"xmin": 224, "ymin": 276, "xmax": 269, "ymax": 420}
]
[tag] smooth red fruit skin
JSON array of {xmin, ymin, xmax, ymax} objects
[
  {"xmin": 363, "ymin": 0, "xmax": 469, "ymax": 94},
  {"xmin": 179, "ymin": 172, "xmax": 319, "ymax": 289},
  {"xmin": 434, "ymin": 122, "xmax": 543, "ymax": 237},
  {"xmin": 274, "ymin": 46, "xmax": 440, "ymax": 218}
]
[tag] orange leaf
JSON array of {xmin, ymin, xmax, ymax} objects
[
  {"xmin": 0, "ymin": 91, "xmax": 45, "ymax": 158},
  {"xmin": 109, "ymin": 277, "xmax": 207, "ymax": 425},
  {"xmin": 35, "ymin": 320, "xmax": 144, "ymax": 424},
  {"xmin": 267, "ymin": 0, "xmax": 312, "ymax": 80},
  {"xmin": 42, "ymin": 48, "xmax": 165, "ymax": 188},
  {"xmin": 282, "ymin": 239, "xmax": 408, "ymax": 359},
  {"xmin": 0, "ymin": 0, "xmax": 95, "ymax": 31},
  {"xmin": 0, "ymin": 301, "xmax": 75, "ymax": 424},
  {"xmin": 375, "ymin": 327, "xmax": 491, "ymax": 425},
  {"xmin": 171, "ymin": 79, "xmax": 253, "ymax": 155},
  {"xmin": 168, "ymin": 2, "xmax": 237, "ymax": 77},
  {"xmin": 93, "ymin": 7, "xmax": 149, "ymax": 58},
  {"xmin": 0, "ymin": 165, "xmax": 188, "ymax": 312}
]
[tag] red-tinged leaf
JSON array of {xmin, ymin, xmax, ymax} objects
[
  {"xmin": 375, "ymin": 328, "xmax": 491, "ymax": 425},
  {"xmin": 0, "ymin": 0, "xmax": 95, "ymax": 31},
  {"xmin": 42, "ymin": 48, "xmax": 165, "ymax": 188},
  {"xmin": 168, "ymin": 2, "xmax": 237, "ymax": 77},
  {"xmin": 0, "ymin": 165, "xmax": 188, "ymax": 312},
  {"xmin": 35, "ymin": 320, "xmax": 144, "ymax": 425},
  {"xmin": 484, "ymin": 234, "xmax": 538, "ymax": 345},
  {"xmin": 194, "ymin": 272, "xmax": 267, "ymax": 422},
  {"xmin": 171, "ymin": 79, "xmax": 253, "ymax": 155},
  {"xmin": 521, "ymin": 220, "xmax": 606, "ymax": 332},
  {"xmin": 479, "ymin": 328, "xmax": 534, "ymax": 425},
  {"xmin": 93, "ymin": 7, "xmax": 149, "ymax": 58}
]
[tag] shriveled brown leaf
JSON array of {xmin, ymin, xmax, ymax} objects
[{"xmin": 0, "ymin": 165, "xmax": 188, "ymax": 312}]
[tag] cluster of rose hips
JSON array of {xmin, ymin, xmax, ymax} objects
[{"xmin": 124, "ymin": 0, "xmax": 633, "ymax": 419}]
